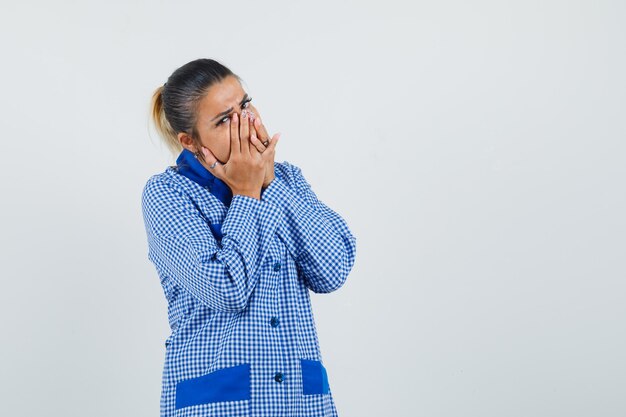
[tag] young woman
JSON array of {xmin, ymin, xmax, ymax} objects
[{"xmin": 141, "ymin": 58, "xmax": 357, "ymax": 417}]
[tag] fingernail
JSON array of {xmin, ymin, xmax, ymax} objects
[{"xmin": 233, "ymin": 113, "xmax": 238, "ymax": 122}]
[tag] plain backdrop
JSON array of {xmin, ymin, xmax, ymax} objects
[{"xmin": 1, "ymin": 1, "xmax": 624, "ymax": 416}]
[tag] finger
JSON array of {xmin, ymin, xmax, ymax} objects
[
  {"xmin": 253, "ymin": 116, "xmax": 271, "ymax": 144},
  {"xmin": 249, "ymin": 128, "xmax": 267, "ymax": 154},
  {"xmin": 249, "ymin": 122, "xmax": 264, "ymax": 151},
  {"xmin": 201, "ymin": 146, "xmax": 226, "ymax": 178},
  {"xmin": 230, "ymin": 112, "xmax": 240, "ymax": 155},
  {"xmin": 251, "ymin": 116, "xmax": 261, "ymax": 144},
  {"xmin": 261, "ymin": 135, "xmax": 279, "ymax": 166},
  {"xmin": 264, "ymin": 132, "xmax": 281, "ymax": 155},
  {"xmin": 240, "ymin": 110, "xmax": 251, "ymax": 156}
]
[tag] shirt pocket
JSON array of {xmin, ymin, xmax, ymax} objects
[
  {"xmin": 174, "ymin": 363, "xmax": 251, "ymax": 411},
  {"xmin": 300, "ymin": 359, "xmax": 330, "ymax": 395}
]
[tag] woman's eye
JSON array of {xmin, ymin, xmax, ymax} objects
[{"xmin": 215, "ymin": 97, "xmax": 253, "ymax": 127}]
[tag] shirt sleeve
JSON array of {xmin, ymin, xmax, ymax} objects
[
  {"xmin": 260, "ymin": 162, "xmax": 357, "ymax": 293},
  {"xmin": 142, "ymin": 176, "xmax": 283, "ymax": 312}
]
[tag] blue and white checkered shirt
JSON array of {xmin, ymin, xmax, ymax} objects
[{"xmin": 141, "ymin": 150, "xmax": 357, "ymax": 417}]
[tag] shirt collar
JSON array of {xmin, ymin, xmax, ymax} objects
[{"xmin": 175, "ymin": 148, "xmax": 233, "ymax": 207}]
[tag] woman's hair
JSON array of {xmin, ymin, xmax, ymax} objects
[{"xmin": 150, "ymin": 58, "xmax": 241, "ymax": 157}]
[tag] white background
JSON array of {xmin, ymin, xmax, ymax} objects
[{"xmin": 1, "ymin": 1, "xmax": 625, "ymax": 416}]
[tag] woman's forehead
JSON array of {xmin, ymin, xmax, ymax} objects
[{"xmin": 201, "ymin": 76, "xmax": 246, "ymax": 114}]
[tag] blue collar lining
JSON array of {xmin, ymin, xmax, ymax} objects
[{"xmin": 175, "ymin": 149, "xmax": 233, "ymax": 207}]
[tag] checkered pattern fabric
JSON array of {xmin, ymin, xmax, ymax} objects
[{"xmin": 141, "ymin": 160, "xmax": 357, "ymax": 417}]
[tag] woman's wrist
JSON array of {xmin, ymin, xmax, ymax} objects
[{"xmin": 263, "ymin": 175, "xmax": 276, "ymax": 189}]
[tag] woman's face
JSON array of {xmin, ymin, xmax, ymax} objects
[{"xmin": 178, "ymin": 75, "xmax": 260, "ymax": 164}]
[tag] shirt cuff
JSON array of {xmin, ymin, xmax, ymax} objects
[{"xmin": 260, "ymin": 175, "xmax": 297, "ymax": 207}]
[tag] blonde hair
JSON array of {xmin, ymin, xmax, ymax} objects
[
  {"xmin": 149, "ymin": 58, "xmax": 240, "ymax": 158},
  {"xmin": 150, "ymin": 85, "xmax": 181, "ymax": 157}
]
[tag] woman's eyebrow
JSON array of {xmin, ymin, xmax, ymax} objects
[{"xmin": 211, "ymin": 93, "xmax": 249, "ymax": 122}]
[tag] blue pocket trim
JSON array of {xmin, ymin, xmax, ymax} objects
[
  {"xmin": 175, "ymin": 363, "xmax": 251, "ymax": 409},
  {"xmin": 301, "ymin": 359, "xmax": 330, "ymax": 395}
]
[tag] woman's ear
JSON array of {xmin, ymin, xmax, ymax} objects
[{"xmin": 177, "ymin": 132, "xmax": 195, "ymax": 152}]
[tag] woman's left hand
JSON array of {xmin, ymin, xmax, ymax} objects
[{"xmin": 249, "ymin": 114, "xmax": 281, "ymax": 189}]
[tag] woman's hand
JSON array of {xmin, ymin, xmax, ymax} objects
[
  {"xmin": 248, "ymin": 114, "xmax": 281, "ymax": 189},
  {"xmin": 199, "ymin": 111, "xmax": 274, "ymax": 200}
]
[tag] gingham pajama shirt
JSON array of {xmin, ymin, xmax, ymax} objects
[{"xmin": 141, "ymin": 152, "xmax": 357, "ymax": 417}]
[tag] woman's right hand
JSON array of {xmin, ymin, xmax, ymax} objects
[{"xmin": 198, "ymin": 111, "xmax": 272, "ymax": 200}]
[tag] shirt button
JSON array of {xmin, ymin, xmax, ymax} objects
[
  {"xmin": 273, "ymin": 262, "xmax": 281, "ymax": 271},
  {"xmin": 270, "ymin": 316, "xmax": 279, "ymax": 327},
  {"xmin": 274, "ymin": 372, "xmax": 284, "ymax": 383}
]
